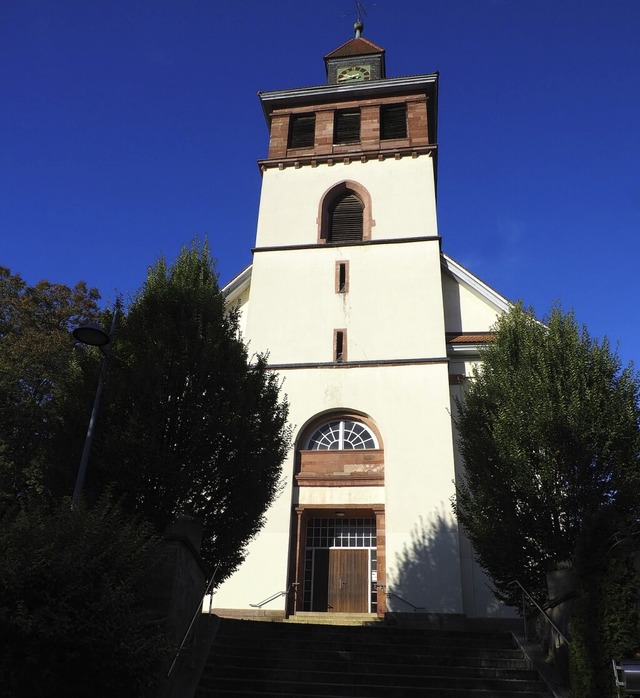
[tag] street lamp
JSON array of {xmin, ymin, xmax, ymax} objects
[
  {"xmin": 73, "ymin": 323, "xmax": 111, "ymax": 347},
  {"xmin": 71, "ymin": 311, "xmax": 118, "ymax": 508}
]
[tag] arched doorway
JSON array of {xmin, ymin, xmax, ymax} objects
[{"xmin": 290, "ymin": 414, "xmax": 386, "ymax": 615}]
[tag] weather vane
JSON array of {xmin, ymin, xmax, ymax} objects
[
  {"xmin": 354, "ymin": 0, "xmax": 368, "ymax": 23},
  {"xmin": 343, "ymin": 1, "xmax": 376, "ymax": 38},
  {"xmin": 342, "ymin": 0, "xmax": 376, "ymax": 39}
]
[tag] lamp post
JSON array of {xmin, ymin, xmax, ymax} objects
[{"xmin": 71, "ymin": 311, "xmax": 118, "ymax": 509}]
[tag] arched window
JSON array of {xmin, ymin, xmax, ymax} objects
[
  {"xmin": 307, "ymin": 419, "xmax": 378, "ymax": 450},
  {"xmin": 328, "ymin": 192, "xmax": 363, "ymax": 243},
  {"xmin": 318, "ymin": 181, "xmax": 372, "ymax": 243}
]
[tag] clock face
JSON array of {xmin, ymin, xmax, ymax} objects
[{"xmin": 337, "ymin": 65, "xmax": 371, "ymax": 83}]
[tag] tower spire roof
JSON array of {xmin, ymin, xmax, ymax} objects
[{"xmin": 323, "ymin": 35, "xmax": 384, "ymax": 61}]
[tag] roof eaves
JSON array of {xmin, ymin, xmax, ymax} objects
[
  {"xmin": 441, "ymin": 253, "xmax": 511, "ymax": 313},
  {"xmin": 446, "ymin": 333, "xmax": 495, "ymax": 344},
  {"xmin": 222, "ymin": 263, "xmax": 252, "ymax": 301}
]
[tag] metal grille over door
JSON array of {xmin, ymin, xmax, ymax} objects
[
  {"xmin": 302, "ymin": 517, "xmax": 377, "ymax": 613},
  {"xmin": 328, "ymin": 193, "xmax": 364, "ymax": 243}
]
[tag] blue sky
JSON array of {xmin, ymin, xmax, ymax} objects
[{"xmin": 2, "ymin": 0, "xmax": 639, "ymax": 366}]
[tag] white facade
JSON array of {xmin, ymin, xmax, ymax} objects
[{"xmin": 213, "ymin": 36, "xmax": 513, "ymax": 619}]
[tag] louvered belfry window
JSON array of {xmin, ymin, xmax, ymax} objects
[
  {"xmin": 380, "ymin": 104, "xmax": 407, "ymax": 140},
  {"xmin": 333, "ymin": 110, "xmax": 360, "ymax": 144},
  {"xmin": 328, "ymin": 192, "xmax": 364, "ymax": 242},
  {"xmin": 288, "ymin": 114, "xmax": 316, "ymax": 149}
]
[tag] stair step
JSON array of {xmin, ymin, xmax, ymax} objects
[
  {"xmin": 202, "ymin": 666, "xmax": 547, "ymax": 691},
  {"xmin": 211, "ymin": 645, "xmax": 529, "ymax": 668},
  {"xmin": 218, "ymin": 619, "xmax": 517, "ymax": 637},
  {"xmin": 204, "ymin": 656, "xmax": 539, "ymax": 680},
  {"xmin": 198, "ymin": 692, "xmax": 552, "ymax": 698},
  {"xmin": 198, "ymin": 677, "xmax": 551, "ymax": 697},
  {"xmin": 285, "ymin": 612, "xmax": 379, "ymax": 626},
  {"xmin": 215, "ymin": 623, "xmax": 520, "ymax": 649},
  {"xmin": 209, "ymin": 647, "xmax": 532, "ymax": 671},
  {"xmin": 198, "ymin": 689, "xmax": 550, "ymax": 698},
  {"xmin": 212, "ymin": 636, "xmax": 526, "ymax": 659}
]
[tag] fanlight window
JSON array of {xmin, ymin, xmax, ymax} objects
[{"xmin": 307, "ymin": 419, "xmax": 378, "ymax": 450}]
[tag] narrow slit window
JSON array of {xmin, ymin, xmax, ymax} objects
[
  {"xmin": 334, "ymin": 329, "xmax": 347, "ymax": 363},
  {"xmin": 335, "ymin": 260, "xmax": 349, "ymax": 293}
]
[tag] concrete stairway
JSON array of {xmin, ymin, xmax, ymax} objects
[{"xmin": 194, "ymin": 616, "xmax": 553, "ymax": 697}]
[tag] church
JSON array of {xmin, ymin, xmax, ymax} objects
[{"xmin": 213, "ymin": 24, "xmax": 512, "ymax": 621}]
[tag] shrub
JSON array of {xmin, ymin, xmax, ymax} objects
[{"xmin": 0, "ymin": 495, "xmax": 173, "ymax": 697}]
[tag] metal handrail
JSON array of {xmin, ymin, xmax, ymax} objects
[
  {"xmin": 509, "ymin": 579, "xmax": 570, "ymax": 645},
  {"xmin": 166, "ymin": 562, "xmax": 220, "ymax": 679},
  {"xmin": 250, "ymin": 582, "xmax": 299, "ymax": 608},
  {"xmin": 386, "ymin": 590, "xmax": 425, "ymax": 612}
]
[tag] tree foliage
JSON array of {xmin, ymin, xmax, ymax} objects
[
  {"xmin": 0, "ymin": 267, "xmax": 100, "ymax": 511},
  {"xmin": 453, "ymin": 303, "xmax": 640, "ymax": 605},
  {"xmin": 569, "ymin": 508, "xmax": 639, "ymax": 698},
  {"xmin": 1, "ymin": 243, "xmax": 290, "ymax": 581},
  {"xmin": 0, "ymin": 494, "xmax": 172, "ymax": 697},
  {"xmin": 82, "ymin": 242, "xmax": 291, "ymax": 578},
  {"xmin": 0, "ymin": 245, "xmax": 291, "ymax": 692}
]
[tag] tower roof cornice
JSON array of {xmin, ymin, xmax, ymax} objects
[{"xmin": 258, "ymin": 72, "xmax": 438, "ymax": 123}]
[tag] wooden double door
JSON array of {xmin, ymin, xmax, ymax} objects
[{"xmin": 311, "ymin": 549, "xmax": 369, "ymax": 613}]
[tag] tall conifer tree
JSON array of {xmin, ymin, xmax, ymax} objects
[{"xmin": 90, "ymin": 242, "xmax": 291, "ymax": 578}]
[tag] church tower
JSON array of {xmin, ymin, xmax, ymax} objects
[{"xmin": 216, "ymin": 24, "xmax": 510, "ymax": 620}]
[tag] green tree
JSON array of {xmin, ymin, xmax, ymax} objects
[
  {"xmin": 1, "ymin": 243, "xmax": 290, "ymax": 581},
  {"xmin": 453, "ymin": 304, "xmax": 640, "ymax": 605},
  {"xmin": 0, "ymin": 494, "xmax": 172, "ymax": 698},
  {"xmin": 0, "ymin": 267, "xmax": 100, "ymax": 511},
  {"xmin": 81, "ymin": 242, "xmax": 291, "ymax": 579}
]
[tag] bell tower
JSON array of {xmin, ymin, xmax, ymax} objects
[
  {"xmin": 214, "ymin": 24, "xmax": 473, "ymax": 620},
  {"xmin": 251, "ymin": 24, "xmax": 441, "ymax": 362},
  {"xmin": 253, "ymin": 19, "xmax": 438, "ymax": 254}
]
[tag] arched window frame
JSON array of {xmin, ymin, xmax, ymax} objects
[{"xmin": 317, "ymin": 181, "xmax": 374, "ymax": 243}]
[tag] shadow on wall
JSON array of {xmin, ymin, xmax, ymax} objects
[{"xmin": 388, "ymin": 510, "xmax": 462, "ymax": 614}]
